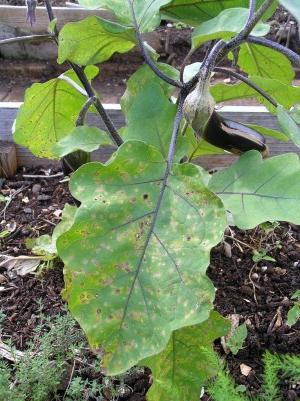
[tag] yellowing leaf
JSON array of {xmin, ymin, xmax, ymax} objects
[{"xmin": 58, "ymin": 141, "xmax": 226, "ymax": 375}]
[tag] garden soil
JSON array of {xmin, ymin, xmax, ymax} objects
[{"xmin": 1, "ymin": 168, "xmax": 300, "ymax": 400}]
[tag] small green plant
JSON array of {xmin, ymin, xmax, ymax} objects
[
  {"xmin": 252, "ymin": 249, "xmax": 276, "ymax": 263},
  {"xmin": 0, "ymin": 312, "xmax": 137, "ymax": 401},
  {"xmin": 259, "ymin": 221, "xmax": 280, "ymax": 234},
  {"xmin": 226, "ymin": 323, "xmax": 248, "ymax": 355},
  {"xmin": 287, "ymin": 290, "xmax": 300, "ymax": 327},
  {"xmin": 0, "ymin": 314, "xmax": 85, "ymax": 401},
  {"xmin": 207, "ymin": 351, "xmax": 300, "ymax": 401}
]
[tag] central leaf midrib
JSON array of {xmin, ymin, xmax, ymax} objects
[{"xmin": 119, "ymin": 163, "xmax": 172, "ymax": 330}]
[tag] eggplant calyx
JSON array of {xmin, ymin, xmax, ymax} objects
[{"xmin": 183, "ymin": 77, "xmax": 215, "ymax": 134}]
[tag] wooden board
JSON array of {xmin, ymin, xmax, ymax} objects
[
  {"xmin": 0, "ymin": 5, "xmax": 158, "ymax": 59},
  {"xmin": 0, "ymin": 141, "xmax": 17, "ymax": 178},
  {"xmin": 0, "ymin": 5, "xmax": 113, "ymax": 34},
  {"xmin": 1, "ymin": 103, "xmax": 299, "ymax": 170}
]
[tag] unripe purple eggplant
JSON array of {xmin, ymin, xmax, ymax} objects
[{"xmin": 203, "ymin": 111, "xmax": 269, "ymax": 157}]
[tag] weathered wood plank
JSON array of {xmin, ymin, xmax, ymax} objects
[
  {"xmin": 1, "ymin": 104, "xmax": 299, "ymax": 170},
  {"xmin": 0, "ymin": 5, "xmax": 159, "ymax": 59},
  {"xmin": 0, "ymin": 5, "xmax": 113, "ymax": 34},
  {"xmin": 0, "ymin": 141, "xmax": 17, "ymax": 178}
]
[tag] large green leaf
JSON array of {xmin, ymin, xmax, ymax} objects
[
  {"xmin": 246, "ymin": 124, "xmax": 288, "ymax": 142},
  {"xmin": 121, "ymin": 65, "xmax": 194, "ymax": 161},
  {"xmin": 13, "ymin": 67, "xmax": 99, "ymax": 159},
  {"xmin": 277, "ymin": 105, "xmax": 300, "ymax": 148},
  {"xmin": 250, "ymin": 76, "xmax": 300, "ymax": 113},
  {"xmin": 211, "ymin": 78, "xmax": 300, "ymax": 115},
  {"xmin": 192, "ymin": 8, "xmax": 269, "ymax": 48},
  {"xmin": 161, "ymin": 0, "xmax": 278, "ymax": 26},
  {"xmin": 121, "ymin": 64, "xmax": 179, "ymax": 113},
  {"xmin": 78, "ymin": 0, "xmax": 171, "ymax": 32},
  {"xmin": 53, "ymin": 126, "xmax": 112, "ymax": 158},
  {"xmin": 121, "ymin": 82, "xmax": 179, "ymax": 158},
  {"xmin": 291, "ymin": 105, "xmax": 300, "ymax": 124},
  {"xmin": 214, "ymin": 78, "xmax": 300, "ymax": 113},
  {"xmin": 58, "ymin": 16, "xmax": 136, "ymax": 65},
  {"xmin": 143, "ymin": 311, "xmax": 230, "ymax": 401},
  {"xmin": 209, "ymin": 151, "xmax": 300, "ymax": 229},
  {"xmin": 121, "ymin": 91, "xmax": 191, "ymax": 160},
  {"xmin": 211, "ymin": 81, "xmax": 257, "ymax": 103},
  {"xmin": 183, "ymin": 62, "xmax": 201, "ymax": 83},
  {"xmin": 57, "ymin": 141, "xmax": 227, "ymax": 375},
  {"xmin": 238, "ymin": 43, "xmax": 294, "ymax": 84}
]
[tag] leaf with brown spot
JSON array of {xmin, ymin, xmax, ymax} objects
[{"xmin": 57, "ymin": 141, "xmax": 226, "ymax": 375}]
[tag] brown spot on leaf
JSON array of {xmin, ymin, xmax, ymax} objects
[{"xmin": 116, "ymin": 262, "xmax": 131, "ymax": 272}]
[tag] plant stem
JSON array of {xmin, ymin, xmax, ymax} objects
[
  {"xmin": 216, "ymin": 0, "xmax": 276, "ymax": 64},
  {"xmin": 214, "ymin": 67, "xmax": 278, "ymax": 108},
  {"xmin": 247, "ymin": 0, "xmax": 257, "ymax": 25},
  {"xmin": 76, "ymin": 96, "xmax": 96, "ymax": 126},
  {"xmin": 127, "ymin": 0, "xmax": 182, "ymax": 89},
  {"xmin": 44, "ymin": 0, "xmax": 123, "ymax": 147},
  {"xmin": 247, "ymin": 36, "xmax": 300, "ymax": 67},
  {"xmin": 186, "ymin": 40, "xmax": 226, "ymax": 91},
  {"xmin": 0, "ymin": 34, "xmax": 54, "ymax": 46},
  {"xmin": 167, "ymin": 93, "xmax": 186, "ymax": 168},
  {"xmin": 236, "ymin": 0, "xmax": 275, "ymax": 41}
]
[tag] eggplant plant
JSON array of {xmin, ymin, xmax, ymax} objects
[{"xmin": 8, "ymin": 0, "xmax": 300, "ymax": 399}]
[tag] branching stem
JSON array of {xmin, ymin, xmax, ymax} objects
[
  {"xmin": 76, "ymin": 96, "xmax": 96, "ymax": 126},
  {"xmin": 214, "ymin": 67, "xmax": 278, "ymax": 108},
  {"xmin": 234, "ymin": 0, "xmax": 275, "ymax": 42},
  {"xmin": 127, "ymin": 0, "xmax": 182, "ymax": 89},
  {"xmin": 247, "ymin": 36, "xmax": 300, "ymax": 67},
  {"xmin": 247, "ymin": 0, "xmax": 257, "ymax": 26},
  {"xmin": 186, "ymin": 40, "xmax": 226, "ymax": 91},
  {"xmin": 219, "ymin": 0, "xmax": 275, "ymax": 61},
  {"xmin": 185, "ymin": 0, "xmax": 278, "ymax": 94},
  {"xmin": 44, "ymin": 0, "xmax": 123, "ymax": 147}
]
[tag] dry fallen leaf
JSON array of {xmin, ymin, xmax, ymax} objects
[
  {"xmin": 0, "ymin": 255, "xmax": 41, "ymax": 278},
  {"xmin": 268, "ymin": 306, "xmax": 283, "ymax": 333},
  {"xmin": 53, "ymin": 209, "xmax": 62, "ymax": 218},
  {"xmin": 5, "ymin": 221, "xmax": 17, "ymax": 233},
  {"xmin": 0, "ymin": 339, "xmax": 24, "ymax": 362},
  {"xmin": 240, "ymin": 363, "xmax": 252, "ymax": 376},
  {"xmin": 274, "ymin": 267, "xmax": 287, "ymax": 276},
  {"xmin": 223, "ymin": 241, "xmax": 232, "ymax": 258}
]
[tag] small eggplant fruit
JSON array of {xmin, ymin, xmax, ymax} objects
[
  {"xmin": 203, "ymin": 111, "xmax": 269, "ymax": 157},
  {"xmin": 183, "ymin": 78, "xmax": 215, "ymax": 134}
]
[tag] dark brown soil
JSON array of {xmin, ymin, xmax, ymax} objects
[
  {"xmin": 1, "ymin": 168, "xmax": 300, "ymax": 400},
  {"xmin": 0, "ymin": 167, "xmax": 75, "ymax": 256},
  {"xmin": 208, "ymin": 226, "xmax": 300, "ymax": 399}
]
